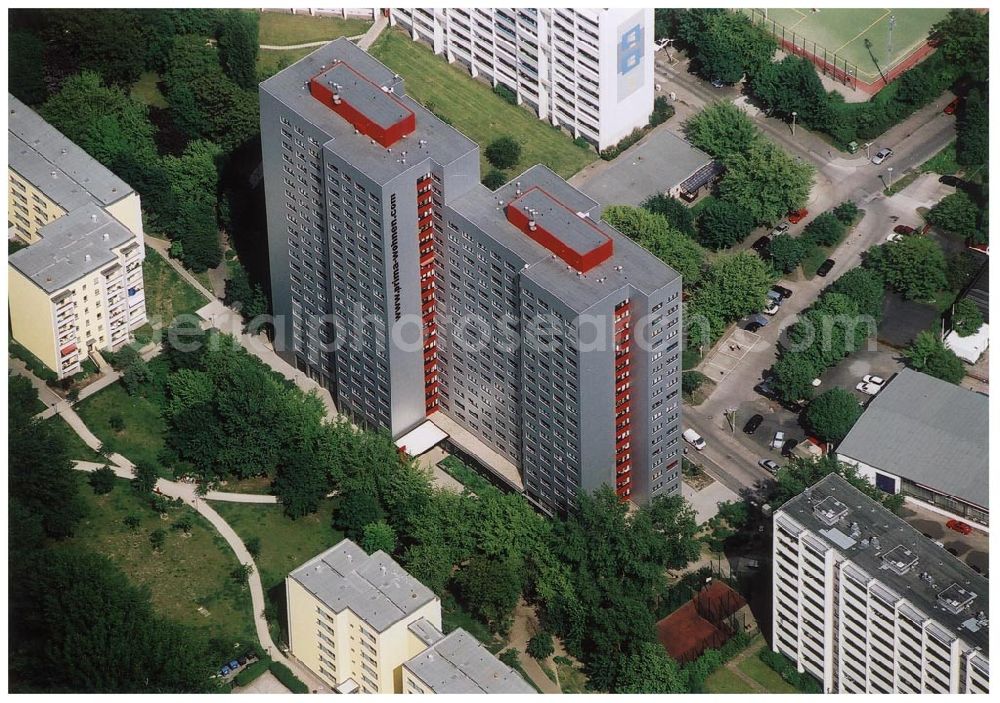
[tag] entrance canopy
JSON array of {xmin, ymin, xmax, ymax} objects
[{"xmin": 395, "ymin": 420, "xmax": 448, "ymax": 457}]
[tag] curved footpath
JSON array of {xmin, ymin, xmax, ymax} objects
[{"xmin": 61, "ymin": 403, "xmax": 328, "ymax": 693}]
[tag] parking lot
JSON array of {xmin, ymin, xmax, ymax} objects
[
  {"xmin": 702, "ymin": 327, "xmax": 762, "ymax": 380},
  {"xmin": 814, "ymin": 345, "xmax": 907, "ymax": 404},
  {"xmin": 899, "ymin": 500, "xmax": 989, "ymax": 576}
]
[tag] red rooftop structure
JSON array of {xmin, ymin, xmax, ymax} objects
[{"xmin": 310, "ymin": 60, "xmax": 415, "ymax": 147}]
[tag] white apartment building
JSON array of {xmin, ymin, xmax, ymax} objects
[
  {"xmin": 389, "ymin": 7, "xmax": 654, "ymax": 150},
  {"xmin": 773, "ymin": 474, "xmax": 989, "ymax": 694},
  {"xmin": 286, "ymin": 539, "xmax": 534, "ymax": 694}
]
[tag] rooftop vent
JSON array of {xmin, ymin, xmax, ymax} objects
[
  {"xmin": 91, "ymin": 214, "xmax": 98, "ymax": 223},
  {"xmin": 871, "ymin": 536, "xmax": 881, "ymax": 551},
  {"xmin": 102, "ymin": 232, "xmax": 109, "ymax": 241},
  {"xmin": 84, "ymin": 254, "xmax": 91, "ymax": 262},
  {"xmin": 813, "ymin": 496, "xmax": 849, "ymax": 526},
  {"xmin": 881, "ymin": 545, "xmax": 918, "ymax": 575},
  {"xmin": 850, "ymin": 521, "xmax": 861, "ymax": 538},
  {"xmin": 938, "ymin": 583, "xmax": 977, "ymax": 615}
]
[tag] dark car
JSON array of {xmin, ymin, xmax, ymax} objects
[
  {"xmin": 745, "ymin": 321, "xmax": 763, "ymax": 332},
  {"xmin": 751, "ymin": 235, "xmax": 771, "ymax": 254},
  {"xmin": 893, "ymin": 224, "xmax": 917, "ymax": 235},
  {"xmin": 743, "ymin": 414, "xmax": 764, "ymax": 434},
  {"xmin": 939, "ymin": 175, "xmax": 962, "ymax": 188},
  {"xmin": 754, "ymin": 381, "xmax": 777, "ymax": 399},
  {"xmin": 771, "ymin": 284, "xmax": 793, "ymax": 300},
  {"xmin": 816, "ymin": 258, "xmax": 835, "ymax": 277},
  {"xmin": 781, "ymin": 439, "xmax": 799, "ymax": 457}
]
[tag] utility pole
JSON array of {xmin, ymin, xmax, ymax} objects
[
  {"xmin": 791, "ymin": 111, "xmax": 797, "ymax": 136},
  {"xmin": 863, "ymin": 142, "xmax": 872, "ymax": 160}
]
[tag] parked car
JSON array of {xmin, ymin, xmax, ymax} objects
[
  {"xmin": 766, "ymin": 289, "xmax": 783, "ymax": 304},
  {"xmin": 751, "ymin": 235, "xmax": 771, "ymax": 254},
  {"xmin": 770, "ymin": 222, "xmax": 790, "ymax": 237},
  {"xmin": 754, "ymin": 381, "xmax": 777, "ymax": 399},
  {"xmin": 863, "ymin": 374, "xmax": 886, "ymax": 385},
  {"xmin": 946, "ymin": 519, "xmax": 973, "ymax": 535},
  {"xmin": 787, "ymin": 208, "xmax": 809, "ymax": 224},
  {"xmin": 771, "ymin": 284, "xmax": 793, "ymax": 300},
  {"xmin": 816, "ymin": 258, "xmax": 835, "ymax": 277},
  {"xmin": 683, "ymin": 428, "xmax": 706, "ymax": 450},
  {"xmin": 749, "ymin": 313, "xmax": 770, "ymax": 328},
  {"xmin": 939, "ymin": 175, "xmax": 962, "ymax": 187},
  {"xmin": 871, "ymin": 147, "xmax": 894, "ymax": 165},
  {"xmin": 219, "ymin": 666, "xmax": 231, "ymax": 677},
  {"xmin": 886, "ymin": 232, "xmax": 904, "ymax": 243},
  {"xmin": 893, "ymin": 224, "xmax": 917, "ymax": 235},
  {"xmin": 759, "ymin": 458, "xmax": 780, "ymax": 474},
  {"xmin": 811, "ymin": 378, "xmax": 822, "ymax": 387},
  {"xmin": 781, "ymin": 439, "xmax": 799, "ymax": 457},
  {"xmin": 944, "ymin": 97, "xmax": 960, "ymax": 115},
  {"xmin": 745, "ymin": 321, "xmax": 763, "ymax": 333},
  {"xmin": 744, "ymin": 414, "xmax": 764, "ymax": 434},
  {"xmin": 711, "ymin": 78, "xmax": 726, "ymax": 88},
  {"xmin": 771, "ymin": 430, "xmax": 785, "ymax": 449},
  {"xmin": 763, "ymin": 299, "xmax": 780, "ymax": 315},
  {"xmin": 856, "ymin": 381, "xmax": 882, "ymax": 396}
]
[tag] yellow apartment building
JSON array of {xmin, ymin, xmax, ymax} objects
[
  {"xmin": 8, "ymin": 94, "xmax": 147, "ymax": 377},
  {"xmin": 286, "ymin": 539, "xmax": 535, "ymax": 695}
]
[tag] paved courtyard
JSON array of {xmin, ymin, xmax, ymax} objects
[
  {"xmin": 683, "ymin": 477, "xmax": 739, "ymax": 524},
  {"xmin": 701, "ymin": 327, "xmax": 762, "ymax": 381},
  {"xmin": 232, "ymin": 671, "xmax": 290, "ymax": 695}
]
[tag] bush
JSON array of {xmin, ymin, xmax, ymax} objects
[
  {"xmin": 573, "ymin": 136, "xmax": 591, "ymax": 150},
  {"xmin": 493, "ymin": 83, "xmax": 518, "ymax": 105},
  {"xmin": 600, "ymin": 128, "xmax": 644, "ymax": 160},
  {"xmin": 758, "ymin": 648, "xmax": 822, "ymax": 693},
  {"xmin": 768, "ymin": 233, "xmax": 806, "ymax": 273},
  {"xmin": 233, "ymin": 658, "xmax": 271, "ymax": 687},
  {"xmin": 527, "ymin": 632, "xmax": 555, "ymax": 660},
  {"xmin": 649, "ymin": 96, "xmax": 676, "ymax": 127},
  {"xmin": 498, "ymin": 649, "xmax": 520, "ymax": 669},
  {"xmin": 485, "ymin": 136, "xmax": 521, "ymax": 170},
  {"xmin": 269, "ymin": 661, "xmax": 308, "ymax": 694},
  {"xmin": 832, "ymin": 201, "xmax": 859, "ymax": 224},
  {"xmin": 682, "ymin": 371, "xmax": 708, "ymax": 397},
  {"xmin": 802, "ymin": 212, "xmax": 846, "ymax": 247},
  {"xmin": 684, "ymin": 631, "xmax": 752, "ymax": 692},
  {"xmin": 482, "ymin": 169, "xmax": 507, "ymax": 190},
  {"xmin": 89, "ymin": 465, "xmax": 117, "ymax": 495}
]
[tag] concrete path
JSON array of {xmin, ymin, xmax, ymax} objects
[
  {"xmin": 145, "ymin": 236, "xmax": 216, "ymax": 302},
  {"xmin": 9, "ymin": 358, "xmax": 62, "ymax": 409},
  {"xmin": 506, "ymin": 600, "xmax": 562, "ymax": 694},
  {"xmin": 205, "ymin": 491, "xmax": 279, "ymax": 504},
  {"xmin": 357, "ymin": 13, "xmax": 388, "ymax": 51},
  {"xmin": 61, "ymin": 401, "xmax": 329, "ymax": 693}
]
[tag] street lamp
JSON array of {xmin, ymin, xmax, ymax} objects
[
  {"xmin": 887, "ymin": 167, "xmax": 894, "ymax": 188},
  {"xmin": 791, "ymin": 111, "xmax": 797, "ymax": 136},
  {"xmin": 863, "ymin": 142, "xmax": 872, "ymax": 160}
]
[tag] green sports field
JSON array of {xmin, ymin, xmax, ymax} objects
[{"xmin": 744, "ymin": 8, "xmax": 951, "ymax": 84}]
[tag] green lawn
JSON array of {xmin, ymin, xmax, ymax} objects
[
  {"xmin": 209, "ymin": 500, "xmax": 344, "ymax": 592},
  {"xmin": 257, "ymin": 46, "xmax": 318, "ymax": 80},
  {"xmin": 921, "ymin": 141, "xmax": 960, "ymax": 176},
  {"xmin": 801, "ymin": 242, "xmax": 831, "ymax": 279},
  {"xmin": 130, "ymin": 71, "xmax": 168, "ymax": 108},
  {"xmin": 75, "ymin": 369, "xmax": 168, "ymax": 473},
  {"xmin": 705, "ymin": 666, "xmax": 756, "ymax": 693},
  {"xmin": 554, "ymin": 657, "xmax": 588, "ymax": 694},
  {"xmin": 44, "ymin": 415, "xmax": 104, "ymax": 463},
  {"xmin": 69, "ymin": 476, "xmax": 256, "ymax": 653},
  {"xmin": 143, "ymin": 246, "xmax": 209, "ymax": 326},
  {"xmin": 738, "ymin": 648, "xmax": 798, "ymax": 693},
  {"xmin": 258, "ymin": 11, "xmax": 371, "ymax": 45},
  {"xmin": 370, "ymin": 28, "xmax": 596, "ymax": 180}
]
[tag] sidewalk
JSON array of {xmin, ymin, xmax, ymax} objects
[{"xmin": 357, "ymin": 13, "xmax": 388, "ymax": 51}]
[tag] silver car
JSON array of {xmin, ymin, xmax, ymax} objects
[{"xmin": 872, "ymin": 147, "xmax": 894, "ymax": 165}]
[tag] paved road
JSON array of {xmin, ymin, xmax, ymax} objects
[{"xmin": 650, "ymin": 54, "xmax": 958, "ymax": 492}]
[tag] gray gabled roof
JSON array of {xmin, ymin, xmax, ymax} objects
[
  {"xmin": 404, "ymin": 627, "xmax": 536, "ymax": 694},
  {"xmin": 288, "ymin": 539, "xmax": 437, "ymax": 632},
  {"xmin": 836, "ymin": 368, "xmax": 988, "ymax": 509}
]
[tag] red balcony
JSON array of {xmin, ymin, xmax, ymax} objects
[
  {"xmin": 615, "ymin": 437, "xmax": 630, "ymax": 452},
  {"xmin": 60, "ymin": 343, "xmax": 77, "ymax": 357},
  {"xmin": 420, "ymin": 251, "xmax": 435, "ymax": 267}
]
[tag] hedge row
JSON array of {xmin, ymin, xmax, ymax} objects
[
  {"xmin": 684, "ymin": 630, "xmax": 753, "ymax": 692},
  {"xmin": 600, "ymin": 97, "xmax": 675, "ymax": 160},
  {"xmin": 757, "ymin": 648, "xmax": 822, "ymax": 693},
  {"xmin": 233, "ymin": 658, "xmax": 271, "ymax": 687},
  {"xmin": 269, "ymin": 661, "xmax": 309, "ymax": 694}
]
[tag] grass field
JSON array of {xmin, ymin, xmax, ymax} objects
[
  {"xmin": 257, "ymin": 11, "xmax": 370, "ymax": 45},
  {"xmin": 739, "ymin": 646, "xmax": 798, "ymax": 693},
  {"xmin": 704, "ymin": 666, "xmax": 756, "ymax": 693},
  {"xmin": 209, "ymin": 500, "xmax": 344, "ymax": 593},
  {"xmin": 75, "ymin": 366, "xmax": 168, "ymax": 473},
  {"xmin": 69, "ymin": 476, "xmax": 256, "ymax": 651},
  {"xmin": 143, "ymin": 246, "xmax": 209, "ymax": 326},
  {"xmin": 744, "ymin": 8, "xmax": 950, "ymax": 83},
  {"xmin": 370, "ymin": 29, "xmax": 596, "ymax": 180},
  {"xmin": 130, "ymin": 71, "xmax": 168, "ymax": 108}
]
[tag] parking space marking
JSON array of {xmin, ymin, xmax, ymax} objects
[{"xmin": 701, "ymin": 328, "xmax": 761, "ymax": 380}]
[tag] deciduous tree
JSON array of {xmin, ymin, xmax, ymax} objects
[
  {"xmin": 718, "ymin": 140, "xmax": 814, "ymax": 225},
  {"xmin": 952, "ymin": 298, "xmax": 984, "ymax": 337},
  {"xmin": 217, "ymin": 10, "xmax": 259, "ymax": 89},
  {"xmin": 485, "ymin": 136, "xmax": 522, "ymax": 170},
  {"xmin": 697, "ymin": 199, "xmax": 755, "ymax": 249},
  {"xmin": 805, "ymin": 388, "xmax": 862, "ymax": 443},
  {"xmin": 684, "ymin": 101, "xmax": 758, "ymax": 161},
  {"xmin": 905, "ymin": 330, "xmax": 966, "ymax": 384}
]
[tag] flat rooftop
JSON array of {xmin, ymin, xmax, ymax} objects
[
  {"xmin": 314, "ymin": 61, "xmax": 413, "ymax": 129},
  {"xmin": 779, "ymin": 474, "xmax": 989, "ymax": 653},
  {"xmin": 836, "ymin": 368, "xmax": 989, "ymax": 509},
  {"xmin": 450, "ymin": 164, "xmax": 681, "ymax": 313},
  {"xmin": 8, "ymin": 94, "xmax": 133, "ymax": 209},
  {"xmin": 404, "ymin": 628, "xmax": 536, "ymax": 694},
  {"xmin": 577, "ymin": 127, "xmax": 712, "ymax": 206},
  {"xmin": 260, "ymin": 38, "xmax": 478, "ymax": 186},
  {"xmin": 506, "ymin": 186, "xmax": 612, "ymax": 271},
  {"xmin": 8, "ymin": 203, "xmax": 136, "ymax": 293},
  {"xmin": 288, "ymin": 539, "xmax": 437, "ymax": 632}
]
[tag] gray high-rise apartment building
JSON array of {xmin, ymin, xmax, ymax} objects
[{"xmin": 260, "ymin": 38, "xmax": 681, "ymax": 513}]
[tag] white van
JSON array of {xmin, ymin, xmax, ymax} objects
[{"xmin": 683, "ymin": 428, "xmax": 706, "ymax": 450}]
